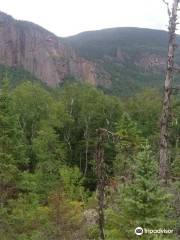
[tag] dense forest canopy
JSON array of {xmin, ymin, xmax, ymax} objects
[
  {"xmin": 0, "ymin": 0, "xmax": 180, "ymax": 238},
  {"xmin": 0, "ymin": 77, "xmax": 179, "ymax": 239}
]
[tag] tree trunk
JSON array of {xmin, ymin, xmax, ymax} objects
[
  {"xmin": 96, "ymin": 129, "xmax": 106, "ymax": 240},
  {"xmin": 84, "ymin": 122, "xmax": 89, "ymax": 177},
  {"xmin": 159, "ymin": 0, "xmax": 180, "ymax": 183}
]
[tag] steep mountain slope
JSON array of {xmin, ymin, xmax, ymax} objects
[
  {"xmin": 67, "ymin": 27, "xmax": 180, "ymax": 95},
  {"xmin": 0, "ymin": 10, "xmax": 179, "ymax": 95},
  {"xmin": 0, "ymin": 11, "xmax": 98, "ymax": 86}
]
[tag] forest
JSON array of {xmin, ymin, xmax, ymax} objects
[{"xmin": 0, "ymin": 77, "xmax": 179, "ymax": 239}]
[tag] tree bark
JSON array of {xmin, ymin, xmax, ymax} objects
[
  {"xmin": 96, "ymin": 129, "xmax": 106, "ymax": 240},
  {"xmin": 84, "ymin": 121, "xmax": 89, "ymax": 177},
  {"xmin": 159, "ymin": 0, "xmax": 180, "ymax": 183}
]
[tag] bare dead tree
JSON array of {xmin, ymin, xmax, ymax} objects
[
  {"xmin": 95, "ymin": 128, "xmax": 130, "ymax": 240},
  {"xmin": 159, "ymin": 0, "xmax": 180, "ymax": 184},
  {"xmin": 95, "ymin": 128, "xmax": 107, "ymax": 240}
]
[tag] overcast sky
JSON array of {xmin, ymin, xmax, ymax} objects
[{"xmin": 0, "ymin": 0, "xmax": 174, "ymax": 37}]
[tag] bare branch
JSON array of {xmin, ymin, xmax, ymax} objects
[
  {"xmin": 172, "ymin": 86, "xmax": 180, "ymax": 95},
  {"xmin": 163, "ymin": 0, "xmax": 171, "ymax": 17},
  {"xmin": 173, "ymin": 66, "xmax": 180, "ymax": 73},
  {"xmin": 172, "ymin": 85, "xmax": 180, "ymax": 90}
]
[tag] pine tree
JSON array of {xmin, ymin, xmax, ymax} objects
[{"xmin": 106, "ymin": 143, "xmax": 173, "ymax": 239}]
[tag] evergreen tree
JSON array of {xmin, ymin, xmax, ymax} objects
[{"xmin": 106, "ymin": 143, "xmax": 173, "ymax": 239}]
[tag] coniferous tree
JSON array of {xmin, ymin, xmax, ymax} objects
[{"xmin": 106, "ymin": 143, "xmax": 173, "ymax": 239}]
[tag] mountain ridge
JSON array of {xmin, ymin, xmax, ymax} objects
[
  {"xmin": 1, "ymin": 11, "xmax": 180, "ymax": 95},
  {"xmin": 66, "ymin": 26, "xmax": 180, "ymax": 95}
]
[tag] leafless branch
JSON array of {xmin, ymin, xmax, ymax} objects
[
  {"xmin": 173, "ymin": 66, "xmax": 180, "ymax": 73},
  {"xmin": 163, "ymin": 0, "xmax": 171, "ymax": 17},
  {"xmin": 172, "ymin": 85, "xmax": 180, "ymax": 90}
]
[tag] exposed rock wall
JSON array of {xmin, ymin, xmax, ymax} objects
[{"xmin": 0, "ymin": 11, "xmax": 97, "ymax": 86}]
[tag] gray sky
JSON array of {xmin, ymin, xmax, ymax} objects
[{"xmin": 0, "ymin": 0, "xmax": 173, "ymax": 37}]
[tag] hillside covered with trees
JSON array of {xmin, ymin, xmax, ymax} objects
[
  {"xmin": 0, "ymin": 1, "xmax": 180, "ymax": 239},
  {"xmin": 67, "ymin": 27, "xmax": 180, "ymax": 96}
]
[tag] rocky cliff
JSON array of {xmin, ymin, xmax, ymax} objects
[
  {"xmin": 1, "ymin": 11, "xmax": 180, "ymax": 95},
  {"xmin": 0, "ymin": 11, "xmax": 98, "ymax": 86}
]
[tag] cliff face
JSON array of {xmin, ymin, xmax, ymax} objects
[
  {"xmin": 0, "ymin": 11, "xmax": 97, "ymax": 86},
  {"xmin": 2, "ymin": 12, "xmax": 180, "ymax": 95}
]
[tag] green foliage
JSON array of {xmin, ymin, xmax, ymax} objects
[
  {"xmin": 32, "ymin": 126, "xmax": 65, "ymax": 164},
  {"xmin": 125, "ymin": 88, "xmax": 161, "ymax": 138},
  {"xmin": 0, "ymin": 80, "xmax": 179, "ymax": 239},
  {"xmin": 170, "ymin": 97, "xmax": 180, "ymax": 178},
  {"xmin": 106, "ymin": 143, "xmax": 173, "ymax": 239},
  {"xmin": 0, "ymin": 79, "xmax": 25, "ymax": 164},
  {"xmin": 12, "ymin": 82, "xmax": 53, "ymax": 171},
  {"xmin": 121, "ymin": 144, "xmax": 171, "ymax": 228},
  {"xmin": 0, "ymin": 65, "xmax": 40, "ymax": 88},
  {"xmin": 114, "ymin": 112, "xmax": 144, "ymax": 180},
  {"xmin": 56, "ymin": 83, "xmax": 122, "ymax": 189},
  {"xmin": 0, "ymin": 79, "xmax": 25, "ymax": 238},
  {"xmin": 59, "ymin": 165, "xmax": 87, "ymax": 201},
  {"xmin": 8, "ymin": 193, "xmax": 48, "ymax": 239},
  {"xmin": 67, "ymin": 27, "xmax": 180, "ymax": 96}
]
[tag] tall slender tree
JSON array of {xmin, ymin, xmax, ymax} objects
[
  {"xmin": 96, "ymin": 128, "xmax": 106, "ymax": 240},
  {"xmin": 159, "ymin": 0, "xmax": 180, "ymax": 183}
]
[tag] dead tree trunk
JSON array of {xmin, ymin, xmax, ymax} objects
[
  {"xmin": 95, "ymin": 128, "xmax": 130, "ymax": 239},
  {"xmin": 96, "ymin": 129, "xmax": 106, "ymax": 240},
  {"xmin": 159, "ymin": 0, "xmax": 180, "ymax": 183}
]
